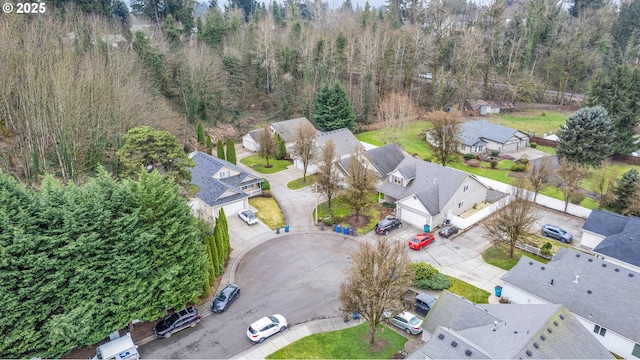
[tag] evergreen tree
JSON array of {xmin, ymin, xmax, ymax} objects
[
  {"xmin": 213, "ymin": 220, "xmax": 226, "ymax": 272},
  {"xmin": 206, "ymin": 135, "xmax": 213, "ymax": 154},
  {"xmin": 197, "ymin": 122, "xmax": 205, "ymax": 144},
  {"xmin": 313, "ymin": 80, "xmax": 356, "ymax": 131},
  {"xmin": 608, "ymin": 169, "xmax": 639, "ymax": 214},
  {"xmin": 217, "ymin": 208, "xmax": 231, "ymax": 253},
  {"xmin": 217, "ymin": 139, "xmax": 226, "ymax": 160},
  {"xmin": 226, "ymin": 138, "xmax": 236, "ymax": 164},
  {"xmin": 556, "ymin": 107, "xmax": 615, "ymax": 167},
  {"xmin": 275, "ymin": 133, "xmax": 286, "ymax": 160},
  {"xmin": 586, "ymin": 65, "xmax": 640, "ymax": 155}
]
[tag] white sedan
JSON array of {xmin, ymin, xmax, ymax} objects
[
  {"xmin": 238, "ymin": 209, "xmax": 258, "ymax": 225},
  {"xmin": 246, "ymin": 314, "xmax": 287, "ymax": 343}
]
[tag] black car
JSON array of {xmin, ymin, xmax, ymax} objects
[
  {"xmin": 375, "ymin": 217, "xmax": 403, "ymax": 235},
  {"xmin": 404, "ymin": 289, "xmax": 437, "ymax": 316},
  {"xmin": 438, "ymin": 224, "xmax": 459, "ymax": 238},
  {"xmin": 212, "ymin": 284, "xmax": 240, "ymax": 313},
  {"xmin": 154, "ymin": 307, "xmax": 201, "ymax": 338}
]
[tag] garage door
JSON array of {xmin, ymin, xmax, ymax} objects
[
  {"xmin": 222, "ymin": 200, "xmax": 245, "ymax": 217},
  {"xmin": 399, "ymin": 206, "xmax": 428, "ymax": 228},
  {"xmin": 242, "ymin": 135, "xmax": 258, "ymax": 152}
]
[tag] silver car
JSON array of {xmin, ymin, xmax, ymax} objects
[
  {"xmin": 542, "ymin": 224, "xmax": 573, "ymax": 243},
  {"xmin": 385, "ymin": 311, "xmax": 423, "ymax": 335}
]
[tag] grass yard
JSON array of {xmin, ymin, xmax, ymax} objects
[
  {"xmin": 315, "ymin": 192, "xmax": 381, "ymax": 234},
  {"xmin": 249, "ymin": 196, "xmax": 285, "ymax": 229},
  {"xmin": 267, "ymin": 323, "xmax": 407, "ymax": 359},
  {"xmin": 449, "ymin": 161, "xmax": 516, "ymax": 184},
  {"xmin": 356, "ymin": 120, "xmax": 434, "ymax": 159},
  {"xmin": 240, "ymin": 155, "xmax": 290, "ymax": 174},
  {"xmin": 287, "ymin": 174, "xmax": 321, "ymax": 190},
  {"xmin": 446, "ymin": 276, "xmax": 491, "ymax": 304},
  {"xmin": 534, "ymin": 145, "xmax": 556, "ymax": 155},
  {"xmin": 482, "ymin": 243, "xmax": 550, "ymax": 271},
  {"xmin": 489, "ymin": 111, "xmax": 568, "ymax": 137}
]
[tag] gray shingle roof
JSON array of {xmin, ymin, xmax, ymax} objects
[
  {"xmin": 593, "ymin": 216, "xmax": 640, "ymax": 267},
  {"xmin": 316, "ymin": 128, "xmax": 363, "ymax": 157},
  {"xmin": 412, "ymin": 291, "xmax": 613, "ymax": 359},
  {"xmin": 247, "ymin": 129, "xmax": 261, "ymax": 142},
  {"xmin": 458, "ymin": 120, "xmax": 522, "ymax": 145},
  {"xmin": 377, "ymin": 157, "xmax": 472, "ymax": 215},
  {"xmin": 270, "ymin": 117, "xmax": 315, "ymax": 143},
  {"xmin": 501, "ymin": 247, "xmax": 640, "ymax": 343},
  {"xmin": 188, "ymin": 152, "xmax": 261, "ymax": 207},
  {"xmin": 365, "ymin": 143, "xmax": 406, "ymax": 177},
  {"xmin": 582, "ymin": 209, "xmax": 629, "ymax": 236}
]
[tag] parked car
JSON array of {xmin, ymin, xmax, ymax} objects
[
  {"xmin": 238, "ymin": 209, "xmax": 258, "ymax": 225},
  {"xmin": 154, "ymin": 307, "xmax": 201, "ymax": 338},
  {"xmin": 542, "ymin": 224, "xmax": 573, "ymax": 243},
  {"xmin": 413, "ymin": 291, "xmax": 437, "ymax": 316},
  {"xmin": 375, "ymin": 217, "xmax": 403, "ymax": 235},
  {"xmin": 211, "ymin": 284, "xmax": 240, "ymax": 313},
  {"xmin": 92, "ymin": 333, "xmax": 139, "ymax": 360},
  {"xmin": 384, "ymin": 311, "xmax": 423, "ymax": 335},
  {"xmin": 408, "ymin": 233, "xmax": 435, "ymax": 250},
  {"xmin": 438, "ymin": 224, "xmax": 459, "ymax": 238},
  {"xmin": 418, "ymin": 73, "xmax": 433, "ymax": 79},
  {"xmin": 246, "ymin": 314, "xmax": 287, "ymax": 343}
]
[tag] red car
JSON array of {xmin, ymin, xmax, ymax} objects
[{"xmin": 408, "ymin": 233, "xmax": 435, "ymax": 250}]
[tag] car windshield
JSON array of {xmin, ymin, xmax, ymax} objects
[
  {"xmin": 268, "ymin": 315, "xmax": 279, "ymax": 324},
  {"xmin": 558, "ymin": 229, "xmax": 566, "ymax": 234},
  {"xmin": 248, "ymin": 326, "xmax": 257, "ymax": 334},
  {"xmin": 216, "ymin": 293, "xmax": 227, "ymax": 301},
  {"xmin": 165, "ymin": 313, "xmax": 179, "ymax": 326},
  {"xmin": 247, "ymin": 211, "xmax": 256, "ymax": 218},
  {"xmin": 410, "ymin": 238, "xmax": 420, "ymax": 243},
  {"xmin": 409, "ymin": 316, "xmax": 420, "ymax": 325}
]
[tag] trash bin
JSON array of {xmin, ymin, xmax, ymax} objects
[
  {"xmin": 423, "ymin": 225, "xmax": 430, "ymax": 232},
  {"xmin": 336, "ymin": 224, "xmax": 341, "ymax": 233},
  {"xmin": 495, "ymin": 285, "xmax": 503, "ymax": 297},
  {"xmin": 320, "ymin": 222, "xmax": 325, "ymax": 231},
  {"xmin": 332, "ymin": 224, "xmax": 337, "ymax": 231},
  {"xmin": 344, "ymin": 226, "xmax": 349, "ymax": 234},
  {"xmin": 276, "ymin": 226, "xmax": 280, "ymax": 234},
  {"xmin": 445, "ymin": 219, "xmax": 451, "ymax": 225},
  {"xmin": 284, "ymin": 224, "xmax": 289, "ymax": 232},
  {"xmin": 349, "ymin": 228, "xmax": 355, "ymax": 235},
  {"xmin": 353, "ymin": 229, "xmax": 358, "ymax": 236},
  {"xmin": 352, "ymin": 311, "xmax": 360, "ymax": 320}
]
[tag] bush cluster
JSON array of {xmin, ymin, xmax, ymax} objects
[
  {"xmin": 412, "ymin": 262, "xmax": 451, "ymax": 291},
  {"xmin": 463, "ymin": 153, "xmax": 476, "ymax": 160},
  {"xmin": 491, "ymin": 150, "xmax": 500, "ymax": 157},
  {"xmin": 510, "ymin": 164, "xmax": 526, "ymax": 172},
  {"xmin": 530, "ymin": 142, "xmax": 538, "ymax": 148}
]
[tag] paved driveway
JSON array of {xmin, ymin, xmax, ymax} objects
[{"xmin": 138, "ymin": 233, "xmax": 359, "ymax": 359}]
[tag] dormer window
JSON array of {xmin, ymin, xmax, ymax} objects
[
  {"xmin": 392, "ymin": 175, "xmax": 403, "ymax": 185},
  {"xmin": 219, "ymin": 170, "xmax": 231, "ymax": 179}
]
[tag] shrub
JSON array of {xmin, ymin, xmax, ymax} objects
[
  {"xmin": 540, "ymin": 242, "xmax": 553, "ymax": 255},
  {"xmin": 262, "ymin": 190, "xmax": 273, "ymax": 198},
  {"xmin": 490, "ymin": 160, "xmax": 498, "ymax": 169},
  {"xmin": 261, "ymin": 178, "xmax": 271, "ymax": 190},
  {"xmin": 510, "ymin": 164, "xmax": 526, "ymax": 172},
  {"xmin": 463, "ymin": 153, "xmax": 476, "ymax": 160},
  {"xmin": 530, "ymin": 142, "xmax": 538, "ymax": 148},
  {"xmin": 382, "ymin": 202, "xmax": 397, "ymax": 210},
  {"xmin": 322, "ymin": 217, "xmax": 334, "ymax": 226},
  {"xmin": 466, "ymin": 159, "xmax": 481, "ymax": 168},
  {"xmin": 570, "ymin": 192, "xmax": 585, "ymax": 205},
  {"xmin": 491, "ymin": 150, "xmax": 500, "ymax": 157},
  {"xmin": 518, "ymin": 157, "xmax": 529, "ymax": 166},
  {"xmin": 412, "ymin": 262, "xmax": 451, "ymax": 291}
]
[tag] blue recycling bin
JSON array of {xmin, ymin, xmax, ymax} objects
[
  {"xmin": 284, "ymin": 224, "xmax": 289, "ymax": 232},
  {"xmin": 336, "ymin": 224, "xmax": 341, "ymax": 233},
  {"xmin": 423, "ymin": 225, "xmax": 430, "ymax": 232},
  {"xmin": 344, "ymin": 226, "xmax": 349, "ymax": 234},
  {"xmin": 495, "ymin": 285, "xmax": 503, "ymax": 297}
]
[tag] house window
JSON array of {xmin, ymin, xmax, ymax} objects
[
  {"xmin": 392, "ymin": 176, "xmax": 403, "ymax": 185},
  {"xmin": 463, "ymin": 185, "xmax": 469, "ymax": 192},
  {"xmin": 632, "ymin": 343, "xmax": 640, "ymax": 357},
  {"xmin": 219, "ymin": 170, "xmax": 231, "ymax": 178},
  {"xmin": 460, "ymin": 145, "xmax": 466, "ymax": 151},
  {"xmin": 458, "ymin": 201, "xmax": 464, "ymax": 209},
  {"xmin": 593, "ymin": 325, "xmax": 607, "ymax": 337},
  {"xmin": 474, "ymin": 145, "xmax": 483, "ymax": 152}
]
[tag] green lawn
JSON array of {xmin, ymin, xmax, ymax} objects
[
  {"xmin": 449, "ymin": 161, "xmax": 516, "ymax": 184},
  {"xmin": 446, "ymin": 276, "xmax": 491, "ymax": 304},
  {"xmin": 315, "ymin": 192, "xmax": 381, "ymax": 234},
  {"xmin": 267, "ymin": 323, "xmax": 407, "ymax": 359},
  {"xmin": 240, "ymin": 155, "xmax": 290, "ymax": 174},
  {"xmin": 249, "ymin": 196, "xmax": 285, "ymax": 229},
  {"xmin": 356, "ymin": 120, "xmax": 434, "ymax": 159},
  {"xmin": 287, "ymin": 174, "xmax": 321, "ymax": 190},
  {"xmin": 489, "ymin": 111, "xmax": 568, "ymax": 137},
  {"xmin": 482, "ymin": 243, "xmax": 550, "ymax": 271},
  {"xmin": 534, "ymin": 145, "xmax": 556, "ymax": 155}
]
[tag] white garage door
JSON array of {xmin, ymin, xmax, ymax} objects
[
  {"xmin": 242, "ymin": 135, "xmax": 258, "ymax": 152},
  {"xmin": 222, "ymin": 200, "xmax": 245, "ymax": 217},
  {"xmin": 399, "ymin": 206, "xmax": 428, "ymax": 228}
]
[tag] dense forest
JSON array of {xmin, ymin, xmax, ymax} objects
[{"xmin": 1, "ymin": 0, "xmax": 639, "ymax": 183}]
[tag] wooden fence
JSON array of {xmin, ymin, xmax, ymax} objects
[{"xmin": 530, "ymin": 136, "xmax": 558, "ymax": 148}]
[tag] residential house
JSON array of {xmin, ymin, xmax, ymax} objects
[
  {"xmin": 297, "ymin": 128, "xmax": 364, "ymax": 174},
  {"xmin": 187, "ymin": 151, "xmax": 262, "ymax": 222},
  {"xmin": 377, "ymin": 157, "xmax": 488, "ymax": 228},
  {"xmin": 337, "ymin": 143, "xmax": 406, "ymax": 178},
  {"xmin": 242, "ymin": 117, "xmax": 318, "ymax": 153},
  {"xmin": 581, "ymin": 209, "xmax": 640, "ymax": 272},
  {"xmin": 500, "ymin": 248, "xmax": 640, "ymax": 359},
  {"xmin": 408, "ymin": 291, "xmax": 613, "ymax": 359},
  {"xmin": 454, "ymin": 120, "xmax": 530, "ymax": 155}
]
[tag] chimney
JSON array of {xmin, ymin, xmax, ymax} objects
[
  {"xmin": 550, "ymin": 279, "xmax": 554, "ymax": 286},
  {"xmin": 573, "ymin": 275, "xmax": 580, "ymax": 284}
]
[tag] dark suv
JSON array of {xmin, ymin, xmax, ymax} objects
[
  {"xmin": 154, "ymin": 307, "xmax": 201, "ymax": 338},
  {"xmin": 375, "ymin": 217, "xmax": 403, "ymax": 235}
]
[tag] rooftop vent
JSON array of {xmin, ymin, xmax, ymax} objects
[
  {"xmin": 588, "ymin": 258, "xmax": 593, "ymax": 262},
  {"xmin": 533, "ymin": 342, "xmax": 539, "ymax": 349},
  {"xmin": 438, "ymin": 334, "xmax": 445, "ymax": 340},
  {"xmin": 526, "ymin": 350, "xmax": 533, "ymax": 357},
  {"xmin": 602, "ymin": 263, "xmax": 607, "ymax": 267},
  {"xmin": 529, "ymin": 261, "xmax": 534, "ymax": 265},
  {"xmin": 451, "ymin": 341, "xmax": 458, "ymax": 348},
  {"xmin": 559, "ymin": 314, "xmax": 565, "ymax": 320},
  {"xmin": 466, "ymin": 350, "xmax": 472, "ymax": 356},
  {"xmin": 547, "ymin": 328, "xmax": 552, "ymax": 333},
  {"xmin": 541, "ymin": 266, "xmax": 546, "ymax": 270},
  {"xmin": 615, "ymin": 268, "xmax": 620, "ymax": 272},
  {"xmin": 587, "ymin": 290, "xmax": 592, "ymax": 294},
  {"xmin": 630, "ymin": 273, "xmax": 635, "ymax": 278},
  {"xmin": 540, "ymin": 335, "xmax": 546, "ymax": 341},
  {"xmin": 550, "ymin": 279, "xmax": 554, "ymax": 286},
  {"xmin": 573, "ymin": 275, "xmax": 580, "ymax": 283},
  {"xmin": 553, "ymin": 321, "xmax": 559, "ymax": 326},
  {"xmin": 576, "ymin": 253, "xmax": 581, "ymax": 257},
  {"xmin": 492, "ymin": 321, "xmax": 498, "ymax": 331}
]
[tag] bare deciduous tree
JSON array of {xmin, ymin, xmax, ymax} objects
[
  {"xmin": 527, "ymin": 156, "xmax": 553, "ymax": 203},
  {"xmin": 292, "ymin": 122, "xmax": 318, "ymax": 181},
  {"xmin": 428, "ymin": 111, "xmax": 461, "ymax": 166},
  {"xmin": 556, "ymin": 158, "xmax": 588, "ymax": 212},
  {"xmin": 343, "ymin": 149, "xmax": 377, "ymax": 223},
  {"xmin": 258, "ymin": 124, "xmax": 277, "ymax": 167},
  {"xmin": 377, "ymin": 92, "xmax": 419, "ymax": 144},
  {"xmin": 339, "ymin": 236, "xmax": 413, "ymax": 345},
  {"xmin": 484, "ymin": 181, "xmax": 541, "ymax": 258},
  {"xmin": 591, "ymin": 160, "xmax": 616, "ymax": 209},
  {"xmin": 317, "ymin": 140, "xmax": 342, "ymax": 211}
]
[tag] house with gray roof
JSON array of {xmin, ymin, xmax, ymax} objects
[
  {"xmin": 187, "ymin": 151, "xmax": 262, "ymax": 222},
  {"xmin": 581, "ymin": 210, "xmax": 640, "ymax": 272},
  {"xmin": 500, "ymin": 248, "xmax": 640, "ymax": 359},
  {"xmin": 408, "ymin": 291, "xmax": 613, "ymax": 359},
  {"xmin": 336, "ymin": 142, "xmax": 406, "ymax": 178},
  {"xmin": 429, "ymin": 119, "xmax": 529, "ymax": 155},
  {"xmin": 378, "ymin": 157, "xmax": 488, "ymax": 228},
  {"xmin": 241, "ymin": 117, "xmax": 318, "ymax": 153},
  {"xmin": 295, "ymin": 128, "xmax": 365, "ymax": 174}
]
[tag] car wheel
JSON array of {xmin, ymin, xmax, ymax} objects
[
  {"xmin": 280, "ymin": 326, "xmax": 287, "ymax": 333},
  {"xmin": 164, "ymin": 331, "xmax": 172, "ymax": 338},
  {"xmin": 258, "ymin": 337, "xmax": 265, "ymax": 343},
  {"xmin": 384, "ymin": 230, "xmax": 389, "ymax": 235},
  {"xmin": 543, "ymin": 231, "xmax": 548, "ymax": 237},
  {"xmin": 404, "ymin": 328, "xmax": 412, "ymax": 334},
  {"xmin": 398, "ymin": 223, "xmax": 402, "ymax": 229}
]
